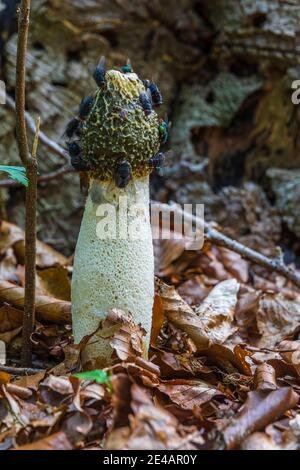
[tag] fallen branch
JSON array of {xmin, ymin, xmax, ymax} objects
[
  {"xmin": 205, "ymin": 224, "xmax": 300, "ymax": 288},
  {"xmin": 6, "ymin": 95, "xmax": 67, "ymax": 162},
  {"xmin": 0, "ymin": 165, "xmax": 73, "ymax": 188},
  {"xmin": 0, "ymin": 364, "xmax": 44, "ymax": 375},
  {"xmin": 153, "ymin": 201, "xmax": 300, "ymax": 289}
]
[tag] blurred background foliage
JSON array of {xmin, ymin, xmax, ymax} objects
[{"xmin": 0, "ymin": 0, "xmax": 300, "ymax": 259}]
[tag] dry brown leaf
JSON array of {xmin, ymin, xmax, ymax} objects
[
  {"xmin": 0, "ymin": 280, "xmax": 71, "ymax": 324},
  {"xmin": 15, "ymin": 431, "xmax": 72, "ymax": 450},
  {"xmin": 0, "ymin": 326, "xmax": 22, "ymax": 344},
  {"xmin": 223, "ymin": 387, "xmax": 299, "ymax": 449},
  {"xmin": 177, "ymin": 275, "xmax": 212, "ymax": 306},
  {"xmin": 194, "ymin": 279, "xmax": 239, "ymax": 344},
  {"xmin": 15, "ymin": 239, "xmax": 68, "ymax": 270},
  {"xmin": 39, "ymin": 375, "xmax": 74, "ymax": 405},
  {"xmin": 158, "ymin": 379, "xmax": 222, "ymax": 410},
  {"xmin": 217, "ymin": 247, "xmax": 249, "ymax": 283},
  {"xmin": 154, "ymin": 238, "xmax": 188, "ymax": 277},
  {"xmin": 156, "ymin": 279, "xmax": 239, "ymax": 349},
  {"xmin": 104, "ymin": 308, "xmax": 147, "ymax": 361},
  {"xmin": 240, "ymin": 432, "xmax": 278, "ymax": 450},
  {"xmin": 253, "ymin": 363, "xmax": 277, "ymax": 391},
  {"xmin": 201, "ymin": 344, "xmax": 252, "ymax": 375},
  {"xmin": 50, "ymin": 343, "xmax": 81, "ymax": 375},
  {"xmin": 0, "ymin": 304, "xmax": 23, "ymax": 333},
  {"xmin": 278, "ymin": 340, "xmax": 300, "ymax": 376},
  {"xmin": 0, "ymin": 249, "xmax": 18, "ymax": 282},
  {"xmin": 13, "ymin": 371, "xmax": 46, "ymax": 390},
  {"xmin": 279, "ymin": 415, "xmax": 300, "ymax": 450},
  {"xmin": 0, "ymin": 221, "xmax": 68, "ymax": 268},
  {"xmin": 156, "ymin": 279, "xmax": 210, "ymax": 348},
  {"xmin": 36, "ymin": 266, "xmax": 71, "ymax": 301},
  {"xmin": 62, "ymin": 411, "xmax": 93, "ymax": 439},
  {"xmin": 107, "ymin": 384, "xmax": 186, "ymax": 450},
  {"xmin": 235, "ymin": 287, "xmax": 260, "ymax": 332},
  {"xmin": 0, "ymin": 221, "xmax": 24, "ymax": 255},
  {"xmin": 256, "ymin": 293, "xmax": 300, "ymax": 347},
  {"xmin": 111, "ymin": 373, "xmax": 132, "ymax": 429},
  {"xmin": 5, "ymin": 384, "xmax": 32, "ymax": 400},
  {"xmin": 0, "ymin": 372, "xmax": 10, "ymax": 385},
  {"xmin": 150, "ymin": 294, "xmax": 165, "ymax": 347}
]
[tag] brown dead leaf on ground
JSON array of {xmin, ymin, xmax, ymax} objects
[
  {"xmin": 0, "ymin": 221, "xmax": 24, "ymax": 255},
  {"xmin": 194, "ymin": 279, "xmax": 239, "ymax": 344},
  {"xmin": 222, "ymin": 387, "xmax": 299, "ymax": 449},
  {"xmin": 256, "ymin": 292, "xmax": 300, "ymax": 347},
  {"xmin": 106, "ymin": 384, "xmax": 191, "ymax": 450},
  {"xmin": 104, "ymin": 308, "xmax": 147, "ymax": 361},
  {"xmin": 0, "ymin": 304, "xmax": 23, "ymax": 332},
  {"xmin": 156, "ymin": 278, "xmax": 239, "ymax": 349},
  {"xmin": 240, "ymin": 431, "xmax": 279, "ymax": 450},
  {"xmin": 277, "ymin": 340, "xmax": 300, "ymax": 377},
  {"xmin": 36, "ymin": 266, "xmax": 71, "ymax": 301},
  {"xmin": 1, "ymin": 215, "xmax": 300, "ymax": 451},
  {"xmin": 177, "ymin": 275, "xmax": 213, "ymax": 306},
  {"xmin": 0, "ymin": 280, "xmax": 71, "ymax": 324},
  {"xmin": 15, "ymin": 432, "xmax": 72, "ymax": 450},
  {"xmin": 0, "ymin": 221, "xmax": 68, "ymax": 268},
  {"xmin": 156, "ymin": 280, "xmax": 210, "ymax": 348},
  {"xmin": 0, "ymin": 249, "xmax": 18, "ymax": 282},
  {"xmin": 157, "ymin": 379, "xmax": 223, "ymax": 410},
  {"xmin": 151, "ymin": 294, "xmax": 165, "ymax": 347},
  {"xmin": 253, "ymin": 363, "xmax": 277, "ymax": 391}
]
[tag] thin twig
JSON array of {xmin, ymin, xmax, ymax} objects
[
  {"xmin": 21, "ymin": 119, "xmax": 39, "ymax": 366},
  {"xmin": 15, "ymin": 1, "xmax": 30, "ymax": 166},
  {"xmin": 6, "ymin": 95, "xmax": 67, "ymax": 162},
  {"xmin": 0, "ymin": 364, "xmax": 44, "ymax": 375},
  {"xmin": 15, "ymin": 0, "xmax": 36, "ymax": 367},
  {"xmin": 205, "ymin": 224, "xmax": 300, "ymax": 288},
  {"xmin": 152, "ymin": 201, "xmax": 300, "ymax": 289}
]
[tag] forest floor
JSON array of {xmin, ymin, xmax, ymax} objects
[{"xmin": 1, "ymin": 208, "xmax": 300, "ymax": 450}]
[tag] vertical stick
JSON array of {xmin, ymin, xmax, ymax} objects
[
  {"xmin": 21, "ymin": 118, "xmax": 39, "ymax": 366},
  {"xmin": 15, "ymin": 1, "xmax": 30, "ymax": 166},
  {"xmin": 22, "ymin": 153, "xmax": 37, "ymax": 366},
  {"xmin": 15, "ymin": 0, "xmax": 36, "ymax": 366}
]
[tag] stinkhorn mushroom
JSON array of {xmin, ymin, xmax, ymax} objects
[{"xmin": 67, "ymin": 59, "xmax": 165, "ymax": 367}]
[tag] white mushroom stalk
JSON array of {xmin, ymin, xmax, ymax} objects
[
  {"xmin": 67, "ymin": 65, "xmax": 166, "ymax": 368},
  {"xmin": 72, "ymin": 177, "xmax": 154, "ymax": 367}
]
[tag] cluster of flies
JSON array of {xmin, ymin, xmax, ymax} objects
[{"xmin": 64, "ymin": 58, "xmax": 170, "ymax": 189}]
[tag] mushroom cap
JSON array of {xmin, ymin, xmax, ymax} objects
[{"xmin": 81, "ymin": 70, "xmax": 160, "ymax": 180}]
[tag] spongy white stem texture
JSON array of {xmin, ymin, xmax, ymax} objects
[{"xmin": 71, "ymin": 176, "xmax": 154, "ymax": 367}]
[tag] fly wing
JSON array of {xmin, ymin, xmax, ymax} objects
[
  {"xmin": 88, "ymin": 55, "xmax": 106, "ymax": 75},
  {"xmin": 98, "ymin": 55, "xmax": 106, "ymax": 68}
]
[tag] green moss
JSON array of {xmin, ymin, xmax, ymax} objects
[{"xmin": 81, "ymin": 70, "xmax": 160, "ymax": 180}]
